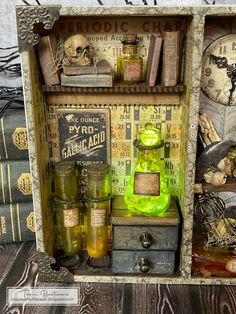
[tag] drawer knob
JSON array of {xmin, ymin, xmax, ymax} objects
[
  {"xmin": 139, "ymin": 232, "xmax": 153, "ymax": 248},
  {"xmin": 138, "ymin": 257, "xmax": 150, "ymax": 273}
]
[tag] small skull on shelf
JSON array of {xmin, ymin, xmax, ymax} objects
[{"xmin": 63, "ymin": 34, "xmax": 93, "ymax": 66}]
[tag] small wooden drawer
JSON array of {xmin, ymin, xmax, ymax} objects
[
  {"xmin": 113, "ymin": 225, "xmax": 179, "ymax": 251},
  {"xmin": 112, "ymin": 250, "xmax": 176, "ymax": 274}
]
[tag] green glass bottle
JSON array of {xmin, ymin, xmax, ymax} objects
[
  {"xmin": 55, "ymin": 198, "xmax": 82, "ymax": 256},
  {"xmin": 86, "ymin": 164, "xmax": 111, "ymax": 259},
  {"xmin": 54, "ymin": 161, "xmax": 78, "ymax": 201},
  {"xmin": 117, "ymin": 34, "xmax": 143, "ymax": 84},
  {"xmin": 124, "ymin": 123, "xmax": 170, "ymax": 216}
]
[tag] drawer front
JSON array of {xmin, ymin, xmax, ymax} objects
[
  {"xmin": 113, "ymin": 225, "xmax": 179, "ymax": 250},
  {"xmin": 112, "ymin": 250, "xmax": 176, "ymax": 274}
]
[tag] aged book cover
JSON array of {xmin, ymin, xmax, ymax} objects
[
  {"xmin": 0, "ymin": 159, "xmax": 32, "ymax": 204},
  {"xmin": 0, "ymin": 201, "xmax": 35, "ymax": 243},
  {"xmin": 56, "ymin": 108, "xmax": 111, "ymax": 164},
  {"xmin": 63, "ymin": 59, "xmax": 112, "ymax": 76},
  {"xmin": 60, "ymin": 73, "xmax": 113, "ymax": 87},
  {"xmin": 0, "ymin": 109, "xmax": 29, "ymax": 160},
  {"xmin": 161, "ymin": 31, "xmax": 181, "ymax": 87},
  {"xmin": 145, "ymin": 35, "xmax": 163, "ymax": 87},
  {"xmin": 36, "ymin": 34, "xmax": 60, "ymax": 85}
]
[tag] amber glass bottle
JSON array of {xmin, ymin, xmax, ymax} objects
[
  {"xmin": 124, "ymin": 123, "xmax": 170, "ymax": 216},
  {"xmin": 54, "ymin": 161, "xmax": 78, "ymax": 201},
  {"xmin": 86, "ymin": 164, "xmax": 111, "ymax": 259},
  {"xmin": 117, "ymin": 34, "xmax": 143, "ymax": 84},
  {"xmin": 55, "ymin": 198, "xmax": 82, "ymax": 256}
]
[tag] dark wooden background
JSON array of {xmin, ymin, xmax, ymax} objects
[{"xmin": 1, "ymin": 241, "xmax": 236, "ymax": 313}]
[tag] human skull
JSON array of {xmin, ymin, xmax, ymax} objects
[{"xmin": 64, "ymin": 34, "xmax": 93, "ymax": 66}]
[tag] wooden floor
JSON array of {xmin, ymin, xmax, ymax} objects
[{"xmin": 1, "ymin": 241, "xmax": 236, "ymax": 313}]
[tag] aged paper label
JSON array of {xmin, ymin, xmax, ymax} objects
[
  {"xmin": 63, "ymin": 208, "xmax": 79, "ymax": 227},
  {"xmin": 91, "ymin": 208, "xmax": 107, "ymax": 227},
  {"xmin": 124, "ymin": 61, "xmax": 142, "ymax": 81},
  {"xmin": 134, "ymin": 172, "xmax": 160, "ymax": 196}
]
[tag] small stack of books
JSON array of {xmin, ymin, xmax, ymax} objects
[
  {"xmin": 0, "ymin": 101, "xmax": 35, "ymax": 244},
  {"xmin": 61, "ymin": 59, "xmax": 113, "ymax": 87}
]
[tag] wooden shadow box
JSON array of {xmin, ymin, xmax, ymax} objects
[{"xmin": 16, "ymin": 4, "xmax": 236, "ymax": 284}]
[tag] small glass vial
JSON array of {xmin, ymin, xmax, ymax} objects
[
  {"xmin": 117, "ymin": 34, "xmax": 143, "ymax": 84},
  {"xmin": 55, "ymin": 198, "xmax": 82, "ymax": 256},
  {"xmin": 86, "ymin": 164, "xmax": 111, "ymax": 259},
  {"xmin": 54, "ymin": 161, "xmax": 78, "ymax": 201},
  {"xmin": 124, "ymin": 123, "xmax": 170, "ymax": 216}
]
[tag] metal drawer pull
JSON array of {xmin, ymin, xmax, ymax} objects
[
  {"xmin": 138, "ymin": 257, "xmax": 150, "ymax": 273},
  {"xmin": 139, "ymin": 232, "xmax": 153, "ymax": 248}
]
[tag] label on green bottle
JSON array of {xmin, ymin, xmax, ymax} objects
[
  {"xmin": 63, "ymin": 208, "xmax": 79, "ymax": 227},
  {"xmin": 134, "ymin": 172, "xmax": 160, "ymax": 196},
  {"xmin": 91, "ymin": 208, "xmax": 107, "ymax": 227}
]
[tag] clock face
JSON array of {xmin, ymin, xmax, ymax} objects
[{"xmin": 201, "ymin": 34, "xmax": 236, "ymax": 105}]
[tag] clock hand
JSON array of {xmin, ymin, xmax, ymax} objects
[
  {"xmin": 210, "ymin": 55, "xmax": 236, "ymax": 105},
  {"xmin": 226, "ymin": 63, "xmax": 236, "ymax": 105},
  {"xmin": 210, "ymin": 54, "xmax": 228, "ymax": 69}
]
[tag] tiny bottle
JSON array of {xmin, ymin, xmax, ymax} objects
[
  {"xmin": 55, "ymin": 198, "xmax": 82, "ymax": 256},
  {"xmin": 86, "ymin": 164, "xmax": 111, "ymax": 259},
  {"xmin": 54, "ymin": 161, "xmax": 78, "ymax": 201},
  {"xmin": 124, "ymin": 123, "xmax": 170, "ymax": 216},
  {"xmin": 117, "ymin": 34, "xmax": 143, "ymax": 84}
]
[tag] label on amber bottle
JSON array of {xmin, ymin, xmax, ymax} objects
[
  {"xmin": 124, "ymin": 61, "xmax": 142, "ymax": 82},
  {"xmin": 134, "ymin": 172, "xmax": 160, "ymax": 196},
  {"xmin": 63, "ymin": 208, "xmax": 79, "ymax": 227},
  {"xmin": 91, "ymin": 208, "xmax": 107, "ymax": 227}
]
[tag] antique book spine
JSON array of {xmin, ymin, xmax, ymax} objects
[
  {"xmin": 161, "ymin": 31, "xmax": 181, "ymax": 87},
  {"xmin": 0, "ymin": 109, "xmax": 29, "ymax": 160},
  {"xmin": 145, "ymin": 35, "xmax": 163, "ymax": 87},
  {"xmin": 0, "ymin": 159, "xmax": 32, "ymax": 204},
  {"xmin": 0, "ymin": 201, "xmax": 35, "ymax": 243},
  {"xmin": 63, "ymin": 59, "xmax": 112, "ymax": 76},
  {"xmin": 36, "ymin": 34, "xmax": 60, "ymax": 85},
  {"xmin": 60, "ymin": 73, "xmax": 113, "ymax": 87}
]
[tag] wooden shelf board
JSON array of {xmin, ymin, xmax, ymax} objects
[{"xmin": 43, "ymin": 82, "xmax": 186, "ymax": 94}]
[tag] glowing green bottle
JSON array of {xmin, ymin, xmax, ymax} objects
[{"xmin": 124, "ymin": 123, "xmax": 170, "ymax": 216}]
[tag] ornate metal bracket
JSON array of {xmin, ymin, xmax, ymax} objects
[
  {"xmin": 16, "ymin": 5, "xmax": 61, "ymax": 53},
  {"xmin": 37, "ymin": 251, "xmax": 75, "ymax": 283}
]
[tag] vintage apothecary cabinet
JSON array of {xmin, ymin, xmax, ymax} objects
[{"xmin": 16, "ymin": 4, "xmax": 236, "ymax": 284}]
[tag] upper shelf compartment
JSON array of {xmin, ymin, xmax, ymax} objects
[{"xmin": 30, "ymin": 10, "xmax": 191, "ymax": 94}]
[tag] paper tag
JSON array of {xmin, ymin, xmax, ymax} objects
[
  {"xmin": 63, "ymin": 208, "xmax": 79, "ymax": 227},
  {"xmin": 124, "ymin": 61, "xmax": 142, "ymax": 81},
  {"xmin": 134, "ymin": 172, "xmax": 160, "ymax": 196},
  {"xmin": 91, "ymin": 208, "xmax": 107, "ymax": 227}
]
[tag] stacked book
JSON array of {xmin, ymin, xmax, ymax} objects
[
  {"xmin": 0, "ymin": 100, "xmax": 35, "ymax": 243},
  {"xmin": 146, "ymin": 31, "xmax": 183, "ymax": 87}
]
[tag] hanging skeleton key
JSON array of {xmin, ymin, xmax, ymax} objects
[{"xmin": 210, "ymin": 54, "xmax": 236, "ymax": 105}]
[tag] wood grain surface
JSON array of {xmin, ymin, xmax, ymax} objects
[{"xmin": 1, "ymin": 241, "xmax": 236, "ymax": 313}]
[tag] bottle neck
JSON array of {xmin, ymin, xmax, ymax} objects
[{"xmin": 122, "ymin": 43, "xmax": 138, "ymax": 56}]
